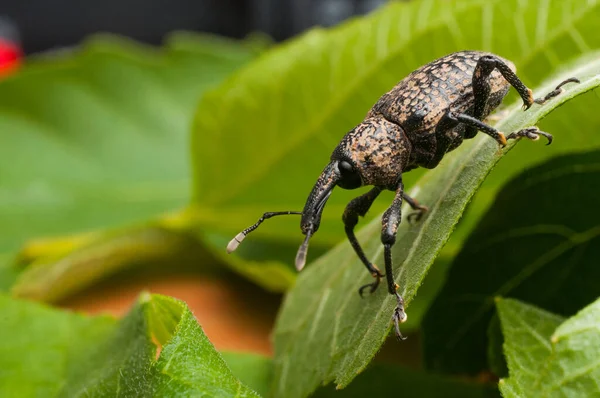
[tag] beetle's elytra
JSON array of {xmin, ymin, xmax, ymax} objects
[{"xmin": 227, "ymin": 51, "xmax": 578, "ymax": 340}]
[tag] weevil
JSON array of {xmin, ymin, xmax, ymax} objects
[{"xmin": 227, "ymin": 51, "xmax": 578, "ymax": 340}]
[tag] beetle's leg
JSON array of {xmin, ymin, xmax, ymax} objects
[
  {"xmin": 466, "ymin": 56, "xmax": 495, "ymax": 139},
  {"xmin": 382, "ymin": 180, "xmax": 408, "ymax": 341},
  {"xmin": 447, "ymin": 112, "xmax": 508, "ymax": 146},
  {"xmin": 447, "ymin": 112, "xmax": 553, "ymax": 146},
  {"xmin": 473, "ymin": 55, "xmax": 578, "ymax": 111},
  {"xmin": 343, "ymin": 187, "xmax": 385, "ymax": 297},
  {"xmin": 402, "ymin": 193, "xmax": 428, "ymax": 224},
  {"xmin": 533, "ymin": 77, "xmax": 580, "ymax": 105}
]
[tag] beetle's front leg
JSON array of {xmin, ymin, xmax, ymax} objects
[
  {"xmin": 343, "ymin": 186, "xmax": 385, "ymax": 296},
  {"xmin": 382, "ymin": 180, "xmax": 408, "ymax": 340}
]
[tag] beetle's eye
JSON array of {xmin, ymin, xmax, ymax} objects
[
  {"xmin": 337, "ymin": 160, "xmax": 362, "ymax": 189},
  {"xmin": 339, "ymin": 160, "xmax": 354, "ymax": 174}
]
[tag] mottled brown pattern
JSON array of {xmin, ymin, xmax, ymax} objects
[
  {"xmin": 327, "ymin": 51, "xmax": 514, "ymax": 174},
  {"xmin": 330, "ymin": 51, "xmax": 515, "ymax": 184},
  {"xmin": 332, "ymin": 118, "xmax": 412, "ymax": 187}
]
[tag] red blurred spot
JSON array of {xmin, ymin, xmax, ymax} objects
[{"xmin": 0, "ymin": 38, "xmax": 21, "ymax": 77}]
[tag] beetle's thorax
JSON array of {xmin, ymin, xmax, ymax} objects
[{"xmin": 332, "ymin": 116, "xmax": 411, "ymax": 187}]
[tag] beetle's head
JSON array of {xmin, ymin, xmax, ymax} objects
[
  {"xmin": 296, "ymin": 117, "xmax": 410, "ymax": 269},
  {"xmin": 227, "ymin": 117, "xmax": 410, "ymax": 271}
]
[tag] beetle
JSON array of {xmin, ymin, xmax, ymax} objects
[{"xmin": 227, "ymin": 51, "xmax": 578, "ymax": 340}]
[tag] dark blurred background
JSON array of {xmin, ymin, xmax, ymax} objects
[{"xmin": 2, "ymin": 0, "xmax": 393, "ymax": 54}]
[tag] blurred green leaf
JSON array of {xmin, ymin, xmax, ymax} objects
[
  {"xmin": 191, "ymin": 0, "xmax": 600, "ymax": 292},
  {"xmin": 486, "ymin": 314, "xmax": 509, "ymax": 378},
  {"xmin": 423, "ymin": 149, "xmax": 600, "ymax": 375},
  {"xmin": 0, "ymin": 33, "xmax": 259, "ymax": 297},
  {"xmin": 221, "ymin": 352, "xmax": 274, "ymax": 397},
  {"xmin": 0, "ymin": 293, "xmax": 259, "ymax": 397},
  {"xmin": 9, "ymin": 225, "xmax": 191, "ymax": 301},
  {"xmin": 497, "ymin": 298, "xmax": 600, "ymax": 397},
  {"xmin": 0, "ymin": 296, "xmax": 116, "ymax": 396},
  {"xmin": 271, "ymin": 58, "xmax": 598, "ymax": 397},
  {"xmin": 313, "ymin": 364, "xmax": 499, "ymax": 398}
]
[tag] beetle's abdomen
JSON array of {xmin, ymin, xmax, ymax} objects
[{"xmin": 369, "ymin": 51, "xmax": 513, "ymax": 134}]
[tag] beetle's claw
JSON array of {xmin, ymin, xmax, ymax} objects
[
  {"xmin": 358, "ymin": 270, "xmax": 383, "ymax": 297},
  {"xmin": 520, "ymin": 88, "xmax": 534, "ymax": 111},
  {"xmin": 533, "ymin": 77, "xmax": 580, "ymax": 106},
  {"xmin": 507, "ymin": 127, "xmax": 553, "ymax": 145},
  {"xmin": 407, "ymin": 206, "xmax": 428, "ymax": 224},
  {"xmin": 358, "ymin": 281, "xmax": 378, "ymax": 297},
  {"xmin": 392, "ymin": 292, "xmax": 408, "ymax": 340}
]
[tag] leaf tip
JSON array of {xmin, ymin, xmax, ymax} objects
[{"xmin": 139, "ymin": 291, "xmax": 152, "ymax": 303}]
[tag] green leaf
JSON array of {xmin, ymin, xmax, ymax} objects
[
  {"xmin": 497, "ymin": 298, "xmax": 600, "ymax": 397},
  {"xmin": 0, "ymin": 293, "xmax": 259, "ymax": 397},
  {"xmin": 423, "ymin": 148, "xmax": 600, "ymax": 374},
  {"xmin": 146, "ymin": 295, "xmax": 260, "ymax": 397},
  {"xmin": 0, "ymin": 296, "xmax": 116, "ymax": 396},
  {"xmin": 0, "ymin": 33, "xmax": 258, "ymax": 297},
  {"xmin": 191, "ymin": 0, "xmax": 600, "ymax": 291},
  {"xmin": 495, "ymin": 298, "xmax": 564, "ymax": 397}
]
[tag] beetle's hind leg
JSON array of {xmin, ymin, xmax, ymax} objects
[
  {"xmin": 342, "ymin": 187, "xmax": 385, "ymax": 296},
  {"xmin": 473, "ymin": 55, "xmax": 579, "ymax": 112}
]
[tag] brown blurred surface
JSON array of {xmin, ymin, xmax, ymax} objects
[
  {"xmin": 59, "ymin": 272, "xmax": 282, "ymax": 356},
  {"xmin": 56, "ymin": 252, "xmax": 422, "ymax": 367}
]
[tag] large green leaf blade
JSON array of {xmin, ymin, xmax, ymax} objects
[
  {"xmin": 497, "ymin": 298, "xmax": 600, "ymax": 397},
  {"xmin": 1, "ymin": 33, "xmax": 249, "ymax": 253},
  {"xmin": 0, "ymin": 293, "xmax": 259, "ymax": 397},
  {"xmin": 271, "ymin": 52, "xmax": 600, "ymax": 398},
  {"xmin": 423, "ymin": 147, "xmax": 600, "ymax": 374}
]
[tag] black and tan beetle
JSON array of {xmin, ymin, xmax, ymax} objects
[{"xmin": 227, "ymin": 51, "xmax": 578, "ymax": 339}]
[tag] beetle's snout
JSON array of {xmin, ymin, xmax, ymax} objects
[{"xmin": 296, "ymin": 162, "xmax": 339, "ymax": 271}]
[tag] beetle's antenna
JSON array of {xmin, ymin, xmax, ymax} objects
[
  {"xmin": 295, "ymin": 228, "xmax": 312, "ymax": 271},
  {"xmin": 227, "ymin": 211, "xmax": 302, "ymax": 253}
]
